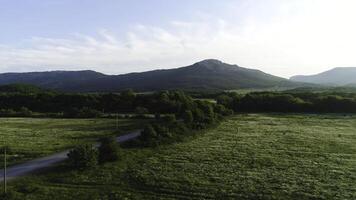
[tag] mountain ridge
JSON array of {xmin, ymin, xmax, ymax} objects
[
  {"xmin": 0, "ymin": 59, "xmax": 308, "ymax": 92},
  {"xmin": 290, "ymin": 67, "xmax": 356, "ymax": 86}
]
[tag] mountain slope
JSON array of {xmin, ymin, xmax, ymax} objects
[
  {"xmin": 0, "ymin": 70, "xmax": 106, "ymax": 91},
  {"xmin": 290, "ymin": 67, "xmax": 356, "ymax": 86},
  {"xmin": 0, "ymin": 60, "xmax": 304, "ymax": 92}
]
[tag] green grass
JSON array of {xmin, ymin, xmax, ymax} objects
[
  {"xmin": 4, "ymin": 114, "xmax": 356, "ymax": 199},
  {"xmin": 0, "ymin": 118, "xmax": 146, "ymax": 166}
]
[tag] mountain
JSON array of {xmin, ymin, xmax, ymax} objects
[
  {"xmin": 0, "ymin": 59, "xmax": 305, "ymax": 92},
  {"xmin": 0, "ymin": 70, "xmax": 106, "ymax": 91},
  {"xmin": 290, "ymin": 67, "xmax": 356, "ymax": 86}
]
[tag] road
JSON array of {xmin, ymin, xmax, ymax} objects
[{"xmin": 0, "ymin": 130, "xmax": 141, "ymax": 181}]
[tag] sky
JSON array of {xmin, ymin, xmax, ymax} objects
[{"xmin": 1, "ymin": 0, "xmax": 356, "ymax": 78}]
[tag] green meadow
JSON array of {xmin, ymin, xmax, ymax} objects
[
  {"xmin": 0, "ymin": 118, "xmax": 145, "ymax": 166},
  {"xmin": 3, "ymin": 114, "xmax": 356, "ymax": 199}
]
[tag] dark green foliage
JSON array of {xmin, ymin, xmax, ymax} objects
[
  {"xmin": 18, "ymin": 107, "xmax": 32, "ymax": 117},
  {"xmin": 182, "ymin": 110, "xmax": 193, "ymax": 124},
  {"xmin": 134, "ymin": 106, "xmax": 148, "ymax": 114},
  {"xmin": 213, "ymin": 104, "xmax": 233, "ymax": 116},
  {"xmin": 0, "ymin": 84, "xmax": 48, "ymax": 94},
  {"xmin": 220, "ymin": 91, "xmax": 356, "ymax": 113},
  {"xmin": 67, "ymin": 144, "xmax": 98, "ymax": 169},
  {"xmin": 134, "ymin": 90, "xmax": 232, "ymax": 147},
  {"xmin": 98, "ymin": 137, "xmax": 121, "ymax": 163},
  {"xmin": 162, "ymin": 114, "xmax": 176, "ymax": 124},
  {"xmin": 0, "ymin": 191, "xmax": 24, "ymax": 200},
  {"xmin": 0, "ymin": 107, "xmax": 33, "ymax": 117},
  {"xmin": 140, "ymin": 125, "xmax": 159, "ymax": 146},
  {"xmin": 77, "ymin": 107, "xmax": 102, "ymax": 118}
]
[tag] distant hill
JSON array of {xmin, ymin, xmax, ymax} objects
[
  {"xmin": 0, "ymin": 60, "xmax": 307, "ymax": 92},
  {"xmin": 285, "ymin": 86, "xmax": 356, "ymax": 94},
  {"xmin": 290, "ymin": 67, "xmax": 356, "ymax": 86}
]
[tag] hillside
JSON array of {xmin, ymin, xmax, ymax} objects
[
  {"xmin": 0, "ymin": 60, "xmax": 304, "ymax": 92},
  {"xmin": 290, "ymin": 67, "xmax": 356, "ymax": 86},
  {"xmin": 0, "ymin": 70, "xmax": 106, "ymax": 91}
]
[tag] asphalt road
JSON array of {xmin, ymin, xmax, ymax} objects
[{"xmin": 0, "ymin": 130, "xmax": 141, "ymax": 181}]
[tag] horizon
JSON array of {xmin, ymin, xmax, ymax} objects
[
  {"xmin": 0, "ymin": 58, "xmax": 355, "ymax": 79},
  {"xmin": 2, "ymin": 0, "xmax": 356, "ymax": 78}
]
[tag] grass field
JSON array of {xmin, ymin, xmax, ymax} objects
[
  {"xmin": 3, "ymin": 114, "xmax": 356, "ymax": 199},
  {"xmin": 0, "ymin": 118, "xmax": 146, "ymax": 166}
]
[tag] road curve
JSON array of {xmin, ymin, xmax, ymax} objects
[{"xmin": 0, "ymin": 130, "xmax": 142, "ymax": 181}]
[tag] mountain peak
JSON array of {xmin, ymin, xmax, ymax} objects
[{"xmin": 195, "ymin": 59, "xmax": 224, "ymax": 65}]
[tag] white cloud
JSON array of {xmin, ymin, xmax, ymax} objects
[{"xmin": 1, "ymin": 0, "xmax": 356, "ymax": 78}]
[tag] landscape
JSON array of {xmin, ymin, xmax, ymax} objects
[{"xmin": 1, "ymin": 1, "xmax": 356, "ymax": 200}]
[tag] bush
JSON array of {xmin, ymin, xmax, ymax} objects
[
  {"xmin": 162, "ymin": 114, "xmax": 176, "ymax": 124},
  {"xmin": 67, "ymin": 144, "xmax": 98, "ymax": 169},
  {"xmin": 182, "ymin": 110, "xmax": 194, "ymax": 124},
  {"xmin": 0, "ymin": 191, "xmax": 24, "ymax": 200},
  {"xmin": 18, "ymin": 107, "xmax": 32, "ymax": 117},
  {"xmin": 78, "ymin": 107, "xmax": 103, "ymax": 118},
  {"xmin": 0, "ymin": 109, "xmax": 16, "ymax": 117},
  {"xmin": 140, "ymin": 125, "xmax": 158, "ymax": 146},
  {"xmin": 98, "ymin": 137, "xmax": 121, "ymax": 163},
  {"xmin": 134, "ymin": 106, "xmax": 149, "ymax": 114}
]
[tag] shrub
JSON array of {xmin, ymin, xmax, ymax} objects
[
  {"xmin": 78, "ymin": 107, "xmax": 103, "ymax": 118},
  {"xmin": 18, "ymin": 107, "xmax": 33, "ymax": 117},
  {"xmin": 67, "ymin": 144, "xmax": 98, "ymax": 169},
  {"xmin": 140, "ymin": 125, "xmax": 158, "ymax": 146},
  {"xmin": 154, "ymin": 124, "xmax": 171, "ymax": 138},
  {"xmin": 182, "ymin": 110, "xmax": 194, "ymax": 124},
  {"xmin": 0, "ymin": 191, "xmax": 24, "ymax": 200},
  {"xmin": 98, "ymin": 137, "xmax": 121, "ymax": 163},
  {"xmin": 162, "ymin": 114, "xmax": 176, "ymax": 124},
  {"xmin": 134, "ymin": 106, "xmax": 149, "ymax": 114}
]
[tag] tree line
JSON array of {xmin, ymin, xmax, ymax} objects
[
  {"xmin": 0, "ymin": 90, "xmax": 229, "ymax": 118},
  {"xmin": 217, "ymin": 91, "xmax": 356, "ymax": 113}
]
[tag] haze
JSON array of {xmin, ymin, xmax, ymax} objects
[{"xmin": 1, "ymin": 0, "xmax": 356, "ymax": 78}]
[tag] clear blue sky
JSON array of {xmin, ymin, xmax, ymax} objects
[
  {"xmin": 0, "ymin": 0, "xmax": 230, "ymax": 43},
  {"xmin": 1, "ymin": 0, "xmax": 356, "ymax": 77}
]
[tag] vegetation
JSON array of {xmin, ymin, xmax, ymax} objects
[
  {"xmin": 3, "ymin": 114, "xmax": 355, "ymax": 199},
  {"xmin": 0, "ymin": 84, "xmax": 49, "ymax": 94},
  {"xmin": 98, "ymin": 137, "xmax": 121, "ymax": 163},
  {"xmin": 218, "ymin": 91, "xmax": 356, "ymax": 113},
  {"xmin": 0, "ymin": 118, "xmax": 145, "ymax": 166},
  {"xmin": 2, "ymin": 86, "xmax": 356, "ymax": 199},
  {"xmin": 67, "ymin": 144, "xmax": 98, "ymax": 169},
  {"xmin": 130, "ymin": 90, "xmax": 233, "ymax": 147}
]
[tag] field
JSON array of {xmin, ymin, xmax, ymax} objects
[
  {"xmin": 0, "ymin": 118, "xmax": 146, "ymax": 166},
  {"xmin": 4, "ymin": 114, "xmax": 356, "ymax": 199}
]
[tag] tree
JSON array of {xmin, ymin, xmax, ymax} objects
[
  {"xmin": 140, "ymin": 124, "xmax": 160, "ymax": 146},
  {"xmin": 18, "ymin": 107, "xmax": 32, "ymax": 117},
  {"xmin": 134, "ymin": 106, "xmax": 149, "ymax": 115},
  {"xmin": 67, "ymin": 144, "xmax": 98, "ymax": 169},
  {"xmin": 182, "ymin": 110, "xmax": 194, "ymax": 124},
  {"xmin": 98, "ymin": 137, "xmax": 121, "ymax": 163},
  {"xmin": 141, "ymin": 124, "xmax": 157, "ymax": 141}
]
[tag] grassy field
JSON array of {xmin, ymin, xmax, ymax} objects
[
  {"xmin": 3, "ymin": 114, "xmax": 356, "ymax": 199},
  {"xmin": 0, "ymin": 118, "xmax": 146, "ymax": 166}
]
